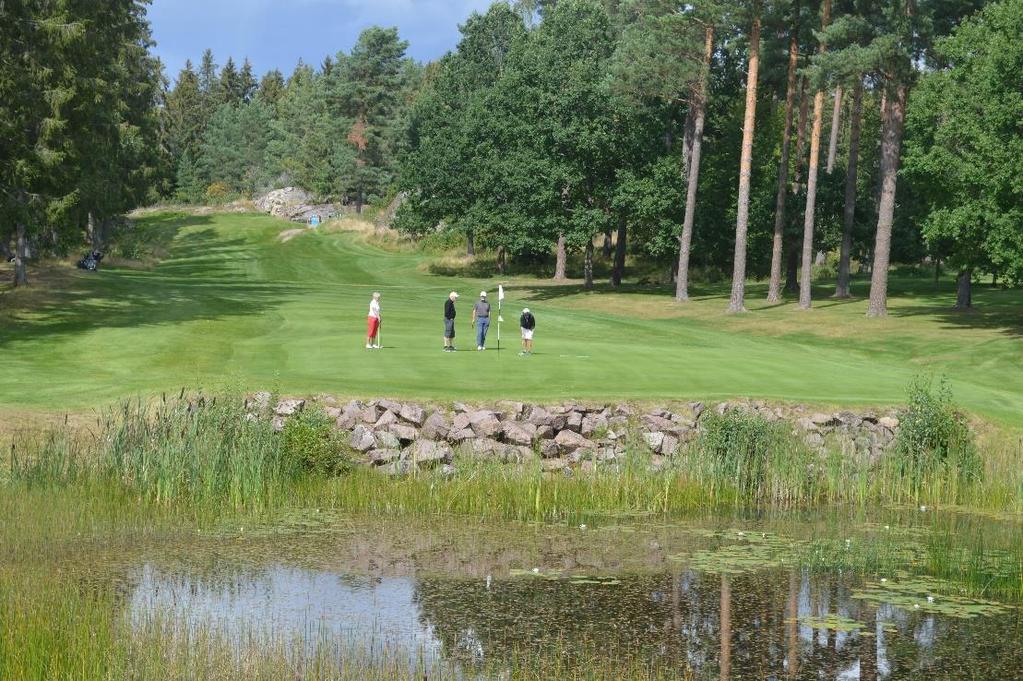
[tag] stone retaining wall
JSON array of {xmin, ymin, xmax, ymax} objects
[{"xmin": 248, "ymin": 393, "xmax": 902, "ymax": 475}]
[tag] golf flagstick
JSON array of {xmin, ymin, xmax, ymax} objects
[{"xmin": 497, "ymin": 284, "xmax": 505, "ymax": 354}]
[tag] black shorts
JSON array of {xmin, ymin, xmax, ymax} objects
[{"xmin": 444, "ymin": 318, "xmax": 455, "ymax": 338}]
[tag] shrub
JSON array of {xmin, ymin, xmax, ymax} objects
[
  {"xmin": 204, "ymin": 182, "xmax": 231, "ymax": 204},
  {"xmin": 280, "ymin": 408, "xmax": 351, "ymax": 476},
  {"xmin": 891, "ymin": 377, "xmax": 980, "ymax": 488}
]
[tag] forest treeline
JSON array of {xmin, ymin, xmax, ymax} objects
[{"xmin": 2, "ymin": 0, "xmax": 1021, "ymax": 314}]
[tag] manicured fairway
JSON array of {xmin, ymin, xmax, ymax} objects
[{"xmin": 2, "ymin": 211, "xmax": 1021, "ymax": 423}]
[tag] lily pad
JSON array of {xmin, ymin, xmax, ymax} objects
[
  {"xmin": 794, "ymin": 614, "xmax": 865, "ymax": 632},
  {"xmin": 852, "ymin": 574, "xmax": 1014, "ymax": 619}
]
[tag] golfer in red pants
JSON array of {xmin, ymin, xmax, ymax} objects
[{"xmin": 366, "ymin": 292, "xmax": 381, "ymax": 349}]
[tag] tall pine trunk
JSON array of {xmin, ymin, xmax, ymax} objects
[
  {"xmin": 955, "ymin": 269, "xmax": 972, "ymax": 309},
  {"xmin": 676, "ymin": 25, "xmax": 714, "ymax": 302},
  {"xmin": 14, "ymin": 223, "xmax": 29, "ymax": 287},
  {"xmin": 553, "ymin": 232, "xmax": 567, "ymax": 281},
  {"xmin": 767, "ymin": 6, "xmax": 800, "ymax": 303},
  {"xmin": 826, "ymin": 86, "xmax": 843, "ymax": 173},
  {"xmin": 793, "ymin": 77, "xmax": 810, "ymax": 193},
  {"xmin": 583, "ymin": 237, "xmax": 594, "ymax": 290},
  {"xmin": 611, "ymin": 216, "xmax": 627, "ymax": 287},
  {"xmin": 496, "ymin": 245, "xmax": 507, "ymax": 275},
  {"xmin": 834, "ymin": 79, "xmax": 862, "ymax": 298},
  {"xmin": 866, "ymin": 84, "xmax": 907, "ymax": 317},
  {"xmin": 798, "ymin": 0, "xmax": 831, "ymax": 310},
  {"xmin": 727, "ymin": 5, "xmax": 761, "ymax": 314}
]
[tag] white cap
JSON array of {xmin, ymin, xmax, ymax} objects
[
  {"xmin": 480, "ymin": 291, "xmax": 487, "ymax": 297},
  {"xmin": 523, "ymin": 307, "xmax": 530, "ymax": 313},
  {"xmin": 450, "ymin": 291, "xmax": 459, "ymax": 299}
]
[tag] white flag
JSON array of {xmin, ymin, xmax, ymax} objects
[{"xmin": 498, "ymin": 284, "xmax": 505, "ymax": 301}]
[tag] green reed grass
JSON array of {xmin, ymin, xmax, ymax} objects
[{"xmin": 6, "ymin": 393, "xmax": 1022, "ymax": 520}]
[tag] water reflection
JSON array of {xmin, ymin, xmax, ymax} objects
[{"xmin": 129, "ymin": 558, "xmax": 1023, "ymax": 679}]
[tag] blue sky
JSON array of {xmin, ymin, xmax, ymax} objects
[{"xmin": 149, "ymin": 0, "xmax": 496, "ymax": 81}]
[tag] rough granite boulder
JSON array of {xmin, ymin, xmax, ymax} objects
[
  {"xmin": 404, "ymin": 440, "xmax": 453, "ymax": 467},
  {"xmin": 468, "ymin": 412, "xmax": 503, "ymax": 438},
  {"xmin": 246, "ymin": 391, "xmax": 272, "ymax": 412},
  {"xmin": 275, "ymin": 399, "xmax": 305, "ymax": 416},
  {"xmin": 335, "ymin": 408, "xmax": 361, "ymax": 431},
  {"xmin": 421, "ymin": 412, "xmax": 450, "ymax": 440},
  {"xmin": 540, "ymin": 440, "xmax": 560, "ymax": 459},
  {"xmin": 879, "ymin": 416, "xmax": 900, "ymax": 430},
  {"xmin": 502, "ymin": 421, "xmax": 537, "ymax": 446},
  {"xmin": 467, "ymin": 438, "xmax": 502, "ymax": 458},
  {"xmin": 643, "ymin": 432, "xmax": 665, "ymax": 452},
  {"xmin": 554, "ymin": 429, "xmax": 595, "ymax": 454},
  {"xmin": 501, "ymin": 445, "xmax": 536, "ymax": 464},
  {"xmin": 399, "ymin": 404, "xmax": 425, "ymax": 426},
  {"xmin": 452, "ymin": 412, "xmax": 472, "ymax": 432},
  {"xmin": 581, "ymin": 414, "xmax": 608, "ymax": 437},
  {"xmin": 658, "ymin": 433, "xmax": 680, "ymax": 456},
  {"xmin": 449, "ymin": 428, "xmax": 475, "ymax": 444},
  {"xmin": 497, "ymin": 401, "xmax": 526, "ymax": 419},
  {"xmin": 526, "ymin": 406, "xmax": 552, "ymax": 426},
  {"xmin": 388, "ymin": 423, "xmax": 419, "ymax": 444},
  {"xmin": 368, "ymin": 449, "xmax": 402, "ymax": 465},
  {"xmin": 349, "ymin": 425, "xmax": 376, "ymax": 453},
  {"xmin": 375, "ymin": 410, "xmax": 399, "ymax": 428},
  {"xmin": 374, "ymin": 430, "xmax": 401, "ymax": 450}
]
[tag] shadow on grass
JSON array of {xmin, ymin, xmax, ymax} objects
[
  {"xmin": 0, "ymin": 215, "xmax": 306, "ymax": 346},
  {"xmin": 512, "ymin": 272, "xmax": 1023, "ymax": 335}
]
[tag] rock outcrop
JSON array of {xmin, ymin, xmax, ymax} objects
[
  {"xmin": 251, "ymin": 395, "xmax": 903, "ymax": 476},
  {"xmin": 255, "ymin": 187, "xmax": 349, "ymax": 223}
]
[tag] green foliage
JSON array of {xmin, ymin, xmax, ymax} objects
[
  {"xmin": 903, "ymin": 0, "xmax": 1023, "ymax": 284},
  {"xmin": 892, "ymin": 377, "xmax": 981, "ymax": 489},
  {"xmin": 281, "ymin": 408, "xmax": 352, "ymax": 476}
]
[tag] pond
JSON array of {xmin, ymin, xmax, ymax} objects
[{"xmin": 109, "ymin": 510, "xmax": 1023, "ymax": 678}]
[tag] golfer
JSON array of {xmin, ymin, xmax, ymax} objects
[
  {"xmin": 472, "ymin": 291, "xmax": 491, "ymax": 351},
  {"xmin": 366, "ymin": 291, "xmax": 381, "ymax": 349},
  {"xmin": 443, "ymin": 291, "xmax": 459, "ymax": 352},
  {"xmin": 519, "ymin": 307, "xmax": 535, "ymax": 356}
]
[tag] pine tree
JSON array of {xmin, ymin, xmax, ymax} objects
[
  {"xmin": 239, "ymin": 58, "xmax": 258, "ymax": 102},
  {"xmin": 329, "ymin": 27, "xmax": 412, "ymax": 211},
  {"xmin": 797, "ymin": 0, "xmax": 832, "ymax": 310},
  {"xmin": 727, "ymin": 0, "xmax": 763, "ymax": 313},
  {"xmin": 218, "ymin": 56, "xmax": 241, "ymax": 105}
]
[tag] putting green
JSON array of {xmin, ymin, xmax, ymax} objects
[{"xmin": 2, "ymin": 211, "xmax": 1021, "ymax": 424}]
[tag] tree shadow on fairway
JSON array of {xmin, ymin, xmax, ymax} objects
[
  {"xmin": 514, "ymin": 277, "xmax": 865, "ymax": 312},
  {"xmin": 0, "ymin": 216, "xmax": 307, "ymax": 347},
  {"xmin": 887, "ymin": 286, "xmax": 1023, "ymax": 339}
]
